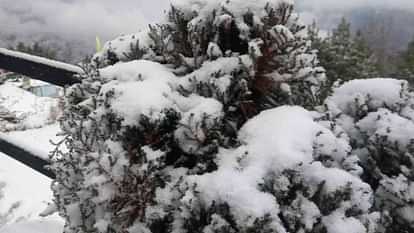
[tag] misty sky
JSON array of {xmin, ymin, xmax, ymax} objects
[
  {"xmin": 0, "ymin": 0, "xmax": 169, "ymax": 43},
  {"xmin": 1, "ymin": 0, "xmax": 414, "ymax": 53}
]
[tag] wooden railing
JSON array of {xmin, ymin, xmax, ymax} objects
[
  {"xmin": 0, "ymin": 48, "xmax": 83, "ymax": 179},
  {"xmin": 0, "ymin": 48, "xmax": 82, "ymax": 87}
]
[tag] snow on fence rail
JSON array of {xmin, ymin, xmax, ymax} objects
[
  {"xmin": 0, "ymin": 48, "xmax": 82, "ymax": 87},
  {"xmin": 0, "ymin": 136, "xmax": 54, "ymax": 179}
]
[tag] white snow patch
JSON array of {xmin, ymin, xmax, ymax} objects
[
  {"xmin": 99, "ymin": 60, "xmax": 178, "ymax": 126},
  {"xmin": 0, "ymin": 124, "xmax": 63, "ymax": 160},
  {"xmin": 0, "ymin": 152, "xmax": 63, "ymax": 228},
  {"xmin": 326, "ymin": 78, "xmax": 409, "ymax": 116},
  {"xmin": 0, "ymin": 84, "xmax": 59, "ymax": 132},
  {"xmin": 187, "ymin": 106, "xmax": 327, "ymax": 224}
]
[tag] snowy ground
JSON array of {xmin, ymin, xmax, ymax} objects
[
  {"xmin": 0, "ymin": 125, "xmax": 64, "ymax": 232},
  {"xmin": 0, "ymin": 83, "xmax": 64, "ymax": 232},
  {"xmin": 0, "ymin": 150, "xmax": 63, "ymax": 232},
  {"xmin": 0, "ymin": 83, "xmax": 59, "ymax": 132}
]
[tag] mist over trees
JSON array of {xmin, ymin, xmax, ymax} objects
[{"xmin": 309, "ymin": 16, "xmax": 414, "ymax": 86}]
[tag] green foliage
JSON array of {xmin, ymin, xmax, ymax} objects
[
  {"xmin": 2, "ymin": 41, "xmax": 59, "ymax": 84},
  {"xmin": 11, "ymin": 41, "xmax": 57, "ymax": 60},
  {"xmin": 398, "ymin": 37, "xmax": 414, "ymax": 82},
  {"xmin": 310, "ymin": 18, "xmax": 378, "ymax": 89}
]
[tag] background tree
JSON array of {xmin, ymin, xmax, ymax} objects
[
  {"xmin": 397, "ymin": 37, "xmax": 414, "ymax": 82},
  {"xmin": 311, "ymin": 18, "xmax": 378, "ymax": 88},
  {"xmin": 2, "ymin": 41, "xmax": 59, "ymax": 85},
  {"xmin": 12, "ymin": 41, "xmax": 57, "ymax": 60}
]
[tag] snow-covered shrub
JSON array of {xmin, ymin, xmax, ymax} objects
[
  {"xmin": 51, "ymin": 1, "xmax": 381, "ymax": 233},
  {"xmin": 324, "ymin": 78, "xmax": 414, "ymax": 232}
]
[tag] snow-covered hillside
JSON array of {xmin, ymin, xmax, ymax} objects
[
  {"xmin": 0, "ymin": 84, "xmax": 63, "ymax": 232},
  {"xmin": 0, "ymin": 152, "xmax": 63, "ymax": 231},
  {"xmin": 0, "ymin": 83, "xmax": 59, "ymax": 132}
]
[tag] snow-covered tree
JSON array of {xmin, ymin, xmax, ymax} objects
[
  {"xmin": 50, "ymin": 1, "xmax": 381, "ymax": 233},
  {"xmin": 313, "ymin": 18, "xmax": 378, "ymax": 88},
  {"xmin": 324, "ymin": 78, "xmax": 414, "ymax": 232}
]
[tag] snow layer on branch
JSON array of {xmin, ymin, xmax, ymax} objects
[
  {"xmin": 357, "ymin": 108, "xmax": 414, "ymax": 152},
  {"xmin": 322, "ymin": 211, "xmax": 366, "ymax": 233},
  {"xmin": 324, "ymin": 78, "xmax": 414, "ymax": 148},
  {"xmin": 99, "ymin": 60, "xmax": 177, "ymax": 126},
  {"xmin": 186, "ymin": 106, "xmax": 371, "ymax": 228},
  {"xmin": 175, "ymin": 96, "xmax": 223, "ymax": 153},
  {"xmin": 177, "ymin": 56, "xmax": 250, "ymax": 92},
  {"xmin": 93, "ymin": 30, "xmax": 155, "ymax": 65},
  {"xmin": 325, "ymin": 78, "xmax": 410, "ymax": 117},
  {"xmin": 171, "ymin": 0, "xmax": 293, "ymax": 20},
  {"xmin": 324, "ymin": 78, "xmax": 414, "ymax": 230}
]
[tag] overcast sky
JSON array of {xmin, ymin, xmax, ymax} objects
[
  {"xmin": 1, "ymin": 0, "xmax": 414, "ymax": 54},
  {"xmin": 0, "ymin": 0, "xmax": 169, "ymax": 43},
  {"xmin": 299, "ymin": 0, "xmax": 414, "ymax": 12}
]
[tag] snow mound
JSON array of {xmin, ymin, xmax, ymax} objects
[
  {"xmin": 182, "ymin": 106, "xmax": 372, "ymax": 230},
  {"xmin": 171, "ymin": 0, "xmax": 293, "ymax": 20},
  {"xmin": 325, "ymin": 78, "xmax": 411, "ymax": 117},
  {"xmin": 0, "ymin": 152, "xmax": 63, "ymax": 230},
  {"xmin": 325, "ymin": 78, "xmax": 414, "ymax": 229},
  {"xmin": 0, "ymin": 219, "xmax": 63, "ymax": 233},
  {"xmin": 93, "ymin": 30, "xmax": 155, "ymax": 66},
  {"xmin": 0, "ymin": 83, "xmax": 59, "ymax": 132},
  {"xmin": 98, "ymin": 60, "xmax": 177, "ymax": 126}
]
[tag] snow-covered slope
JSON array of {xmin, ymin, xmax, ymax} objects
[
  {"xmin": 0, "ymin": 83, "xmax": 59, "ymax": 132},
  {"xmin": 0, "ymin": 83, "xmax": 63, "ymax": 232},
  {"xmin": 0, "ymin": 219, "xmax": 63, "ymax": 233},
  {"xmin": 0, "ymin": 152, "xmax": 63, "ymax": 231},
  {"xmin": 0, "ymin": 124, "xmax": 64, "ymax": 232}
]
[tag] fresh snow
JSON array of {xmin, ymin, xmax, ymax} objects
[
  {"xmin": 171, "ymin": 0, "xmax": 293, "ymax": 21},
  {"xmin": 0, "ymin": 124, "xmax": 63, "ymax": 160},
  {"xmin": 357, "ymin": 108, "xmax": 414, "ymax": 152},
  {"xmin": 94, "ymin": 30, "xmax": 155, "ymax": 64},
  {"xmin": 0, "ymin": 152, "xmax": 63, "ymax": 231},
  {"xmin": 325, "ymin": 78, "xmax": 409, "ymax": 117},
  {"xmin": 0, "ymin": 83, "xmax": 63, "ymax": 231},
  {"xmin": 99, "ymin": 60, "xmax": 177, "ymax": 126},
  {"xmin": 0, "ymin": 219, "xmax": 63, "ymax": 233},
  {"xmin": 185, "ymin": 106, "xmax": 370, "ymax": 228},
  {"xmin": 0, "ymin": 83, "xmax": 59, "ymax": 132}
]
